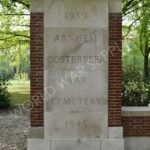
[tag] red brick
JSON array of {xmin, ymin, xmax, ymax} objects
[
  {"xmin": 108, "ymin": 13, "xmax": 122, "ymax": 127},
  {"xmin": 30, "ymin": 13, "xmax": 44, "ymax": 127}
]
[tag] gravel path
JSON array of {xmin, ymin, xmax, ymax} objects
[{"xmin": 0, "ymin": 107, "xmax": 29, "ymax": 150}]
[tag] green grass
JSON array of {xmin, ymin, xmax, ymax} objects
[
  {"xmin": 8, "ymin": 80, "xmax": 30, "ymax": 105},
  {"xmin": 9, "ymin": 80, "xmax": 30, "ymax": 85}
]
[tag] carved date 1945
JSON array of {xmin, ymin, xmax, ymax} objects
[{"xmin": 65, "ymin": 120, "xmax": 88, "ymax": 128}]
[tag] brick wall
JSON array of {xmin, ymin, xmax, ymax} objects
[
  {"xmin": 123, "ymin": 116, "xmax": 150, "ymax": 136},
  {"xmin": 109, "ymin": 13, "xmax": 122, "ymax": 127},
  {"xmin": 30, "ymin": 13, "xmax": 44, "ymax": 127}
]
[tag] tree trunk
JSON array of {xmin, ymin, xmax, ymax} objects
[{"xmin": 144, "ymin": 55, "xmax": 149, "ymax": 79}]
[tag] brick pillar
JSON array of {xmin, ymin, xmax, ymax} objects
[
  {"xmin": 30, "ymin": 13, "xmax": 44, "ymax": 127},
  {"xmin": 108, "ymin": 13, "xmax": 122, "ymax": 127}
]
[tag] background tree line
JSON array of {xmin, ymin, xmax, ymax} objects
[
  {"xmin": 0, "ymin": 0, "xmax": 30, "ymax": 79},
  {"xmin": 122, "ymin": 0, "xmax": 150, "ymax": 106}
]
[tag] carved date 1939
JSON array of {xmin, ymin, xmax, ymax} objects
[{"xmin": 65, "ymin": 12, "xmax": 88, "ymax": 21}]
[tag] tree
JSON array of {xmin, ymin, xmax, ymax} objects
[
  {"xmin": 138, "ymin": 3, "xmax": 150, "ymax": 79},
  {"xmin": 0, "ymin": 0, "xmax": 30, "ymax": 78},
  {"xmin": 0, "ymin": 0, "xmax": 30, "ymax": 48},
  {"xmin": 122, "ymin": 0, "xmax": 150, "ymax": 37},
  {"xmin": 123, "ymin": 0, "xmax": 150, "ymax": 79}
]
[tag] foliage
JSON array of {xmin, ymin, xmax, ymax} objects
[
  {"xmin": 122, "ymin": 81, "xmax": 150, "ymax": 106},
  {"xmin": 123, "ymin": 66, "xmax": 143, "ymax": 83},
  {"xmin": 0, "ymin": 0, "xmax": 30, "ymax": 78},
  {"xmin": 122, "ymin": 68, "xmax": 150, "ymax": 106},
  {"xmin": 123, "ymin": 0, "xmax": 150, "ymax": 79},
  {"xmin": 0, "ymin": 73, "xmax": 11, "ymax": 109},
  {"xmin": 0, "ymin": 1, "xmax": 30, "ymax": 49},
  {"xmin": 123, "ymin": 0, "xmax": 150, "ymax": 36},
  {"xmin": 122, "ymin": 0, "xmax": 150, "ymax": 106},
  {"xmin": 122, "ymin": 0, "xmax": 150, "ymax": 17}
]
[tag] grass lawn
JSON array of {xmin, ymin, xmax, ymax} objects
[{"xmin": 8, "ymin": 80, "xmax": 30, "ymax": 106}]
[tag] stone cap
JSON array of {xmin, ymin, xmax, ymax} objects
[
  {"xmin": 109, "ymin": 0, "xmax": 122, "ymax": 13},
  {"xmin": 30, "ymin": 0, "xmax": 122, "ymax": 13},
  {"xmin": 122, "ymin": 107, "xmax": 150, "ymax": 116},
  {"xmin": 30, "ymin": 0, "xmax": 43, "ymax": 12}
]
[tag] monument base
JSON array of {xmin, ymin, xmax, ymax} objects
[
  {"xmin": 28, "ymin": 127, "xmax": 124, "ymax": 150},
  {"xmin": 28, "ymin": 139, "xmax": 124, "ymax": 150}
]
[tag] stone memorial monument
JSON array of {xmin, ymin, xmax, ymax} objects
[{"xmin": 28, "ymin": 0, "xmax": 124, "ymax": 150}]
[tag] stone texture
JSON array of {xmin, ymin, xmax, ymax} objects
[
  {"xmin": 122, "ymin": 107, "xmax": 150, "ymax": 116},
  {"xmin": 29, "ymin": 127, "xmax": 44, "ymax": 139},
  {"xmin": 44, "ymin": 0, "xmax": 109, "ymax": 139},
  {"xmin": 44, "ymin": 28, "xmax": 108, "ymax": 113},
  {"xmin": 45, "ymin": 112, "xmax": 107, "ymax": 139},
  {"xmin": 125, "ymin": 137, "xmax": 150, "ymax": 150},
  {"xmin": 44, "ymin": 28, "xmax": 108, "ymax": 138},
  {"xmin": 109, "ymin": 127, "xmax": 123, "ymax": 139},
  {"xmin": 44, "ymin": 0, "xmax": 108, "ymax": 28},
  {"xmin": 51, "ymin": 140, "xmax": 100, "ymax": 150},
  {"xmin": 109, "ymin": 0, "xmax": 122, "ymax": 13},
  {"xmin": 30, "ymin": 0, "xmax": 43, "ymax": 12},
  {"xmin": 28, "ymin": 139, "xmax": 50, "ymax": 150},
  {"xmin": 101, "ymin": 139, "xmax": 124, "ymax": 150}
]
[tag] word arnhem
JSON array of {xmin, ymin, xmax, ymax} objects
[
  {"xmin": 54, "ymin": 33, "xmax": 97, "ymax": 42},
  {"xmin": 47, "ymin": 56, "xmax": 104, "ymax": 64}
]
